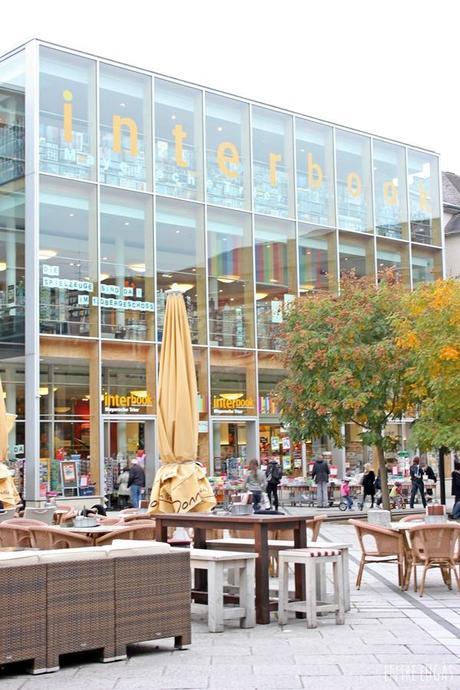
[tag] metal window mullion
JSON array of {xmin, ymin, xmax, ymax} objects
[
  {"xmin": 370, "ymin": 137, "xmax": 378, "ymax": 286},
  {"xmin": 405, "ymin": 147, "xmax": 414, "ymax": 290},
  {"xmin": 292, "ymin": 116, "xmax": 300, "ymax": 297},
  {"xmin": 332, "ymin": 127, "xmax": 341, "ymax": 295}
]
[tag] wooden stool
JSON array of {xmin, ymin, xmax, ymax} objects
[
  {"xmin": 278, "ymin": 548, "xmax": 345, "ymax": 629},
  {"xmin": 190, "ymin": 549, "xmax": 256, "ymax": 632}
]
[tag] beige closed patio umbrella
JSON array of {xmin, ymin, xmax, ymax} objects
[
  {"xmin": 0, "ymin": 378, "xmax": 19, "ymax": 508},
  {"xmin": 148, "ymin": 290, "xmax": 216, "ymax": 514}
]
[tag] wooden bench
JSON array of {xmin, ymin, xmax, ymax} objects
[{"xmin": 190, "ymin": 548, "xmax": 256, "ymax": 632}]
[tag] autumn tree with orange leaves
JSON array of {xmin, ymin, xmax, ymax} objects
[
  {"xmin": 395, "ymin": 279, "xmax": 460, "ymax": 451},
  {"xmin": 277, "ymin": 272, "xmax": 419, "ymax": 511}
]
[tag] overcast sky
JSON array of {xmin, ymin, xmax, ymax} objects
[{"xmin": 2, "ymin": 0, "xmax": 458, "ymax": 172}]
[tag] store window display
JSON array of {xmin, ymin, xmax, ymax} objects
[
  {"xmin": 210, "ymin": 348, "xmax": 256, "ymax": 417},
  {"xmin": 155, "ymin": 79, "xmax": 203, "ymax": 201},
  {"xmin": 101, "ymin": 342, "xmax": 155, "ymax": 416},
  {"xmin": 39, "ymin": 176, "xmax": 98, "ymax": 337},
  {"xmin": 99, "ymin": 63, "xmax": 152, "ymax": 191},
  {"xmin": 156, "ymin": 197, "xmax": 206, "ymax": 344},
  {"xmin": 295, "ymin": 118, "xmax": 335, "ymax": 226},
  {"xmin": 252, "ymin": 106, "xmax": 294, "ymax": 218},
  {"xmin": 205, "ymin": 93, "xmax": 250, "ymax": 210},
  {"xmin": 100, "ymin": 188, "xmax": 154, "ymax": 341},
  {"xmin": 39, "ymin": 47, "xmax": 96, "ymax": 180},
  {"xmin": 298, "ymin": 224, "xmax": 337, "ymax": 294},
  {"xmin": 373, "ymin": 139, "xmax": 408, "ymax": 239},
  {"xmin": 208, "ymin": 207, "xmax": 254, "ymax": 348},
  {"xmin": 376, "ymin": 239, "xmax": 410, "ymax": 287},
  {"xmin": 408, "ymin": 150, "xmax": 441, "ymax": 245},
  {"xmin": 254, "ymin": 216, "xmax": 296, "ymax": 350},
  {"xmin": 412, "ymin": 247, "xmax": 442, "ymax": 285},
  {"xmin": 339, "ymin": 232, "xmax": 375, "ymax": 280},
  {"xmin": 336, "ymin": 130, "xmax": 372, "ymax": 233}
]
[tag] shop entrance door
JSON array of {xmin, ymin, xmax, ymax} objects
[
  {"xmin": 103, "ymin": 418, "xmax": 155, "ymax": 508},
  {"xmin": 211, "ymin": 418, "xmax": 257, "ymax": 476}
]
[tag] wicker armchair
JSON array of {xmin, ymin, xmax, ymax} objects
[
  {"xmin": 0, "ymin": 524, "xmax": 32, "ymax": 548},
  {"xmin": 95, "ymin": 523, "xmax": 156, "ymax": 546},
  {"xmin": 399, "ymin": 514, "xmax": 425, "ymax": 523},
  {"xmin": 28, "ymin": 525, "xmax": 93, "ymax": 549},
  {"xmin": 405, "ymin": 524, "xmax": 460, "ymax": 596},
  {"xmin": 349, "ymin": 519, "xmax": 405, "ymax": 588},
  {"xmin": 3, "ymin": 518, "xmax": 46, "ymax": 527}
]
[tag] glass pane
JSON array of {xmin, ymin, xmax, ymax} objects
[
  {"xmin": 40, "ymin": 47, "xmax": 96, "ymax": 180},
  {"xmin": 0, "ymin": 362, "xmax": 25, "ymax": 462},
  {"xmin": 339, "ymin": 232, "xmax": 375, "ymax": 280},
  {"xmin": 376, "ymin": 238, "xmax": 410, "ymax": 287},
  {"xmin": 258, "ymin": 352, "xmax": 284, "ymax": 418},
  {"xmin": 373, "ymin": 139, "xmax": 408, "ymax": 239},
  {"xmin": 101, "ymin": 342, "xmax": 155, "ymax": 415},
  {"xmin": 156, "ymin": 197, "xmax": 206, "ymax": 344},
  {"xmin": 210, "ymin": 348, "xmax": 256, "ymax": 417},
  {"xmin": 412, "ymin": 247, "xmax": 442, "ymax": 285},
  {"xmin": 194, "ymin": 347, "xmax": 209, "ymax": 468},
  {"xmin": 0, "ymin": 51, "xmax": 25, "ymax": 184},
  {"xmin": 100, "ymin": 188, "xmax": 154, "ymax": 341},
  {"xmin": 254, "ymin": 216, "xmax": 296, "ymax": 350},
  {"xmin": 99, "ymin": 63, "xmax": 152, "ymax": 191},
  {"xmin": 296, "ymin": 118, "xmax": 335, "ymax": 226},
  {"xmin": 208, "ymin": 207, "xmax": 254, "ymax": 349},
  {"xmin": 155, "ymin": 79, "xmax": 203, "ymax": 201},
  {"xmin": 205, "ymin": 93, "xmax": 250, "ymax": 210},
  {"xmin": 252, "ymin": 106, "xmax": 294, "ymax": 217},
  {"xmin": 39, "ymin": 176, "xmax": 98, "ymax": 336},
  {"xmin": 298, "ymin": 224, "xmax": 337, "ymax": 293},
  {"xmin": 336, "ymin": 130, "xmax": 372, "ymax": 233},
  {"xmin": 408, "ymin": 150, "xmax": 441, "ymax": 245}
]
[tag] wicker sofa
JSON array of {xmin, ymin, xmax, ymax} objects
[{"xmin": 0, "ymin": 542, "xmax": 191, "ymax": 674}]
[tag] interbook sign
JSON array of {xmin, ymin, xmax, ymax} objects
[
  {"xmin": 103, "ymin": 392, "xmax": 153, "ymax": 414},
  {"xmin": 213, "ymin": 393, "xmax": 255, "ymax": 415}
]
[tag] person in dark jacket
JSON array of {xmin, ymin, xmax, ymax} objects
[
  {"xmin": 361, "ymin": 463, "xmax": 376, "ymax": 509},
  {"xmin": 312, "ymin": 455, "xmax": 330, "ymax": 508},
  {"xmin": 127, "ymin": 458, "xmax": 145, "ymax": 508},
  {"xmin": 266, "ymin": 459, "xmax": 283, "ymax": 511},
  {"xmin": 452, "ymin": 460, "xmax": 460, "ymax": 508},
  {"xmin": 409, "ymin": 456, "xmax": 426, "ymax": 508}
]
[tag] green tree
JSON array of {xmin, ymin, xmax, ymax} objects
[
  {"xmin": 395, "ymin": 279, "xmax": 460, "ymax": 450},
  {"xmin": 277, "ymin": 273, "xmax": 418, "ymax": 511}
]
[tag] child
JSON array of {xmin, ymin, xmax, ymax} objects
[
  {"xmin": 340, "ymin": 477, "xmax": 353, "ymax": 510},
  {"xmin": 390, "ymin": 481, "xmax": 403, "ymax": 507}
]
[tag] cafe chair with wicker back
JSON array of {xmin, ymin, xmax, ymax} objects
[
  {"xmin": 349, "ymin": 519, "xmax": 405, "ymax": 589},
  {"xmin": 0, "ymin": 524, "xmax": 33, "ymax": 548},
  {"xmin": 28, "ymin": 525, "xmax": 93, "ymax": 549},
  {"xmin": 405, "ymin": 523, "xmax": 460, "ymax": 596},
  {"xmin": 94, "ymin": 523, "xmax": 156, "ymax": 546},
  {"xmin": 399, "ymin": 514, "xmax": 425, "ymax": 523}
]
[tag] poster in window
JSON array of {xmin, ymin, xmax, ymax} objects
[{"xmin": 60, "ymin": 461, "xmax": 78, "ymax": 488}]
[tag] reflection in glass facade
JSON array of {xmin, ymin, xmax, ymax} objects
[{"xmin": 4, "ymin": 40, "xmax": 444, "ymax": 498}]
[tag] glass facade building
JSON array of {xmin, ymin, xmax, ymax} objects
[{"xmin": 0, "ymin": 40, "xmax": 444, "ymax": 501}]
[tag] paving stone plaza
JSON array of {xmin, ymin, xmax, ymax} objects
[{"xmin": 1, "ymin": 521, "xmax": 459, "ymax": 690}]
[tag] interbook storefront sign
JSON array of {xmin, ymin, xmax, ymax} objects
[{"xmin": 213, "ymin": 394, "xmax": 256, "ymax": 415}]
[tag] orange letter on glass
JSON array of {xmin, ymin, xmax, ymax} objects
[
  {"xmin": 383, "ymin": 180, "xmax": 398, "ymax": 205},
  {"xmin": 63, "ymin": 89, "xmax": 73, "ymax": 143},
  {"xmin": 217, "ymin": 142, "xmax": 240, "ymax": 178},
  {"xmin": 307, "ymin": 153, "xmax": 323, "ymax": 189},
  {"xmin": 419, "ymin": 181, "xmax": 431, "ymax": 212},
  {"xmin": 347, "ymin": 172, "xmax": 362, "ymax": 197},
  {"xmin": 172, "ymin": 124, "xmax": 188, "ymax": 168},
  {"xmin": 112, "ymin": 115, "xmax": 139, "ymax": 157},
  {"xmin": 269, "ymin": 153, "xmax": 282, "ymax": 187}
]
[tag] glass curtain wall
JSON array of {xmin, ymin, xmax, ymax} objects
[
  {"xmin": 205, "ymin": 93, "xmax": 250, "ymax": 209},
  {"xmin": 99, "ymin": 64, "xmax": 152, "ymax": 191},
  {"xmin": 295, "ymin": 118, "xmax": 335, "ymax": 226},
  {"xmin": 336, "ymin": 130, "xmax": 372, "ymax": 233},
  {"xmin": 39, "ymin": 47, "xmax": 96, "ymax": 180},
  {"xmin": 207, "ymin": 207, "xmax": 254, "ymax": 348},
  {"xmin": 100, "ymin": 188, "xmax": 154, "ymax": 341},
  {"xmin": 373, "ymin": 139, "xmax": 408, "ymax": 239},
  {"xmin": 298, "ymin": 224, "xmax": 337, "ymax": 293},
  {"xmin": 408, "ymin": 150, "xmax": 441, "ymax": 245}
]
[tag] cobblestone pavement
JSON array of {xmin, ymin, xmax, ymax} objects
[{"xmin": 1, "ymin": 523, "xmax": 459, "ymax": 690}]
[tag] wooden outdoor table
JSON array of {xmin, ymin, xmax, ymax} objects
[
  {"xmin": 154, "ymin": 512, "xmax": 309, "ymax": 624},
  {"xmin": 58, "ymin": 524, "xmax": 125, "ymax": 544}
]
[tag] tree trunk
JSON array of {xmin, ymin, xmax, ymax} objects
[{"xmin": 376, "ymin": 445, "xmax": 390, "ymax": 511}]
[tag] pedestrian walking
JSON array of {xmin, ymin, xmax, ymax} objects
[
  {"xmin": 451, "ymin": 460, "xmax": 460, "ymax": 506},
  {"xmin": 266, "ymin": 458, "xmax": 283, "ymax": 510},
  {"xmin": 409, "ymin": 456, "xmax": 426, "ymax": 508},
  {"xmin": 340, "ymin": 477, "xmax": 353, "ymax": 510},
  {"xmin": 312, "ymin": 454, "xmax": 330, "ymax": 508},
  {"xmin": 127, "ymin": 458, "xmax": 145, "ymax": 509},
  {"xmin": 243, "ymin": 459, "xmax": 267, "ymax": 511},
  {"xmin": 361, "ymin": 463, "xmax": 376, "ymax": 509},
  {"xmin": 117, "ymin": 466, "xmax": 130, "ymax": 509}
]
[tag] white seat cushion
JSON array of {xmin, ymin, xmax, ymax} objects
[
  {"xmin": 104, "ymin": 539, "xmax": 171, "ymax": 557},
  {"xmin": 0, "ymin": 552, "xmax": 40, "ymax": 567},
  {"xmin": 38, "ymin": 547, "xmax": 108, "ymax": 562}
]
